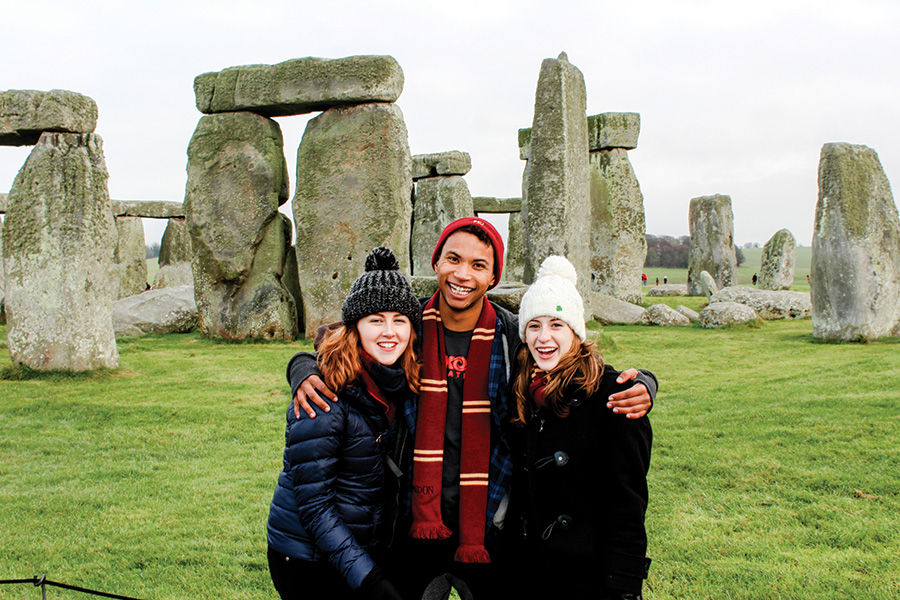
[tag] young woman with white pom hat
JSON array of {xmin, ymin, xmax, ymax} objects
[{"xmin": 504, "ymin": 255, "xmax": 654, "ymax": 600}]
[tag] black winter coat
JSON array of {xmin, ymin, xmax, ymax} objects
[
  {"xmin": 266, "ymin": 382, "xmax": 405, "ymax": 590},
  {"xmin": 505, "ymin": 365, "xmax": 653, "ymax": 598}
]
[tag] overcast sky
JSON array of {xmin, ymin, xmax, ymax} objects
[{"xmin": 2, "ymin": 0, "xmax": 898, "ymax": 248}]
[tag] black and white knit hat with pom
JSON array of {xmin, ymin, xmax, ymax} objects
[
  {"xmin": 341, "ymin": 247, "xmax": 420, "ymax": 329},
  {"xmin": 518, "ymin": 255, "xmax": 586, "ymax": 342}
]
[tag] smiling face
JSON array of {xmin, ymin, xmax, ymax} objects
[
  {"xmin": 525, "ymin": 316, "xmax": 577, "ymax": 371},
  {"xmin": 356, "ymin": 311, "xmax": 412, "ymax": 366},
  {"xmin": 433, "ymin": 230, "xmax": 495, "ymax": 327}
]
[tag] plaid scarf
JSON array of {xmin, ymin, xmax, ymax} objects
[{"xmin": 409, "ymin": 292, "xmax": 495, "ymax": 564}]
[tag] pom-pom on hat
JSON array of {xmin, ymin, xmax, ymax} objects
[
  {"xmin": 518, "ymin": 255, "xmax": 586, "ymax": 342},
  {"xmin": 342, "ymin": 247, "xmax": 420, "ymax": 329},
  {"xmin": 431, "ymin": 217, "xmax": 504, "ymax": 288}
]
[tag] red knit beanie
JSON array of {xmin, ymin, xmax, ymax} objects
[{"xmin": 431, "ymin": 217, "xmax": 504, "ymax": 288}]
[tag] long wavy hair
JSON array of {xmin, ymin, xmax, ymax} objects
[
  {"xmin": 511, "ymin": 337, "xmax": 604, "ymax": 426},
  {"xmin": 317, "ymin": 323, "xmax": 420, "ymax": 394}
]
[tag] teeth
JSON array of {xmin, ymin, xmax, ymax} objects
[{"xmin": 449, "ymin": 283, "xmax": 472, "ymax": 295}]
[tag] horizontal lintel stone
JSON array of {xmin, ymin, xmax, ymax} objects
[
  {"xmin": 411, "ymin": 151, "xmax": 472, "ymax": 179},
  {"xmin": 0, "ymin": 89, "xmax": 98, "ymax": 146},
  {"xmin": 472, "ymin": 196, "xmax": 522, "ymax": 213},
  {"xmin": 194, "ymin": 55, "xmax": 404, "ymax": 117},
  {"xmin": 112, "ymin": 200, "xmax": 185, "ymax": 219},
  {"xmin": 587, "ymin": 112, "xmax": 640, "ymax": 151}
]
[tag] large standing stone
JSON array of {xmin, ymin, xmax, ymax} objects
[
  {"xmin": 411, "ymin": 176, "xmax": 474, "ymax": 275},
  {"xmin": 504, "ymin": 211, "xmax": 525, "ymax": 282},
  {"xmin": 589, "ymin": 148, "xmax": 647, "ymax": 304},
  {"xmin": 759, "ymin": 229, "xmax": 796, "ymax": 290},
  {"xmin": 811, "ymin": 143, "xmax": 900, "ymax": 340},
  {"xmin": 687, "ymin": 194, "xmax": 736, "ymax": 295},
  {"xmin": 153, "ymin": 218, "xmax": 194, "ymax": 289},
  {"xmin": 293, "ymin": 103, "xmax": 412, "ymax": 337},
  {"xmin": 523, "ymin": 52, "xmax": 591, "ymax": 306},
  {"xmin": 194, "ymin": 55, "xmax": 404, "ymax": 117},
  {"xmin": 1, "ymin": 89, "xmax": 98, "ymax": 146},
  {"xmin": 3, "ymin": 133, "xmax": 118, "ymax": 370},
  {"xmin": 185, "ymin": 112, "xmax": 297, "ymax": 340},
  {"xmin": 111, "ymin": 216, "xmax": 148, "ymax": 300},
  {"xmin": 0, "ymin": 221, "xmax": 5, "ymax": 324}
]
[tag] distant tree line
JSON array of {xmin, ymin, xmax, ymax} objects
[
  {"xmin": 644, "ymin": 234, "xmax": 744, "ymax": 268},
  {"xmin": 146, "ymin": 242, "xmax": 160, "ymax": 259}
]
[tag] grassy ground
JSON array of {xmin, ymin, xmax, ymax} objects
[{"xmin": 1, "ymin": 320, "xmax": 898, "ymax": 599}]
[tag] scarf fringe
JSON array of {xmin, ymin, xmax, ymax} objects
[
  {"xmin": 454, "ymin": 544, "xmax": 491, "ymax": 564},
  {"xmin": 409, "ymin": 521, "xmax": 452, "ymax": 540}
]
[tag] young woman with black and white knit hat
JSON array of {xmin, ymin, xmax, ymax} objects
[
  {"xmin": 266, "ymin": 247, "xmax": 419, "ymax": 600},
  {"xmin": 504, "ymin": 255, "xmax": 655, "ymax": 600}
]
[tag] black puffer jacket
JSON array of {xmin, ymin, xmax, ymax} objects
[
  {"xmin": 266, "ymin": 381, "xmax": 404, "ymax": 590},
  {"xmin": 504, "ymin": 364, "xmax": 653, "ymax": 598}
]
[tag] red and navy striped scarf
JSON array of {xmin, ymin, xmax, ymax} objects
[{"xmin": 409, "ymin": 292, "xmax": 495, "ymax": 564}]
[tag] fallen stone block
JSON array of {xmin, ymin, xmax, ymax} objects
[
  {"xmin": 590, "ymin": 291, "xmax": 646, "ymax": 325},
  {"xmin": 113, "ymin": 285, "xmax": 198, "ymax": 336},
  {"xmin": 699, "ymin": 302, "xmax": 759, "ymax": 328},
  {"xmin": 710, "ymin": 286, "xmax": 811, "ymax": 320},
  {"xmin": 647, "ymin": 284, "xmax": 688, "ymax": 296},
  {"xmin": 641, "ymin": 303, "xmax": 691, "ymax": 326}
]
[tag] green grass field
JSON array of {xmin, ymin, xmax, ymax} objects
[{"xmin": 1, "ymin": 316, "xmax": 898, "ymax": 599}]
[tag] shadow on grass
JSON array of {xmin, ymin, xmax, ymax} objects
[{"xmin": 0, "ymin": 364, "xmax": 118, "ymax": 382}]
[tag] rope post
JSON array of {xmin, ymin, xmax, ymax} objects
[{"xmin": 33, "ymin": 574, "xmax": 47, "ymax": 600}]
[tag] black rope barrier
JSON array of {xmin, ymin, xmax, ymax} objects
[{"xmin": 0, "ymin": 574, "xmax": 145, "ymax": 600}]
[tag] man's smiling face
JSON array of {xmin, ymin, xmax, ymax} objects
[{"xmin": 433, "ymin": 230, "xmax": 495, "ymax": 317}]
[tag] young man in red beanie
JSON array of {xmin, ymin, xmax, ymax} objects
[{"xmin": 287, "ymin": 217, "xmax": 657, "ymax": 598}]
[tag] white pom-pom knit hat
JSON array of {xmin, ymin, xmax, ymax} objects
[{"xmin": 518, "ymin": 255, "xmax": 586, "ymax": 342}]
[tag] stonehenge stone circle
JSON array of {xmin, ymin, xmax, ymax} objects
[
  {"xmin": 523, "ymin": 52, "xmax": 591, "ymax": 306},
  {"xmin": 589, "ymin": 147, "xmax": 646, "ymax": 304},
  {"xmin": 411, "ymin": 175, "xmax": 474, "ymax": 275},
  {"xmin": 647, "ymin": 284, "xmax": 688, "ymax": 296},
  {"xmin": 185, "ymin": 111, "xmax": 297, "ymax": 340},
  {"xmin": 293, "ymin": 102, "xmax": 412, "ymax": 337},
  {"xmin": 758, "ymin": 229, "xmax": 796, "ymax": 290},
  {"xmin": 504, "ymin": 210, "xmax": 525, "ymax": 282},
  {"xmin": 811, "ymin": 143, "xmax": 900, "ymax": 340},
  {"xmin": 3, "ymin": 133, "xmax": 119, "ymax": 370},
  {"xmin": 0, "ymin": 222, "xmax": 5, "ymax": 324},
  {"xmin": 112, "ymin": 216, "xmax": 149, "ymax": 300},
  {"xmin": 113, "ymin": 200, "xmax": 184, "ymax": 219},
  {"xmin": 687, "ymin": 194, "xmax": 736, "ymax": 295},
  {"xmin": 1, "ymin": 89, "xmax": 98, "ymax": 146},
  {"xmin": 194, "ymin": 55, "xmax": 404, "ymax": 117}
]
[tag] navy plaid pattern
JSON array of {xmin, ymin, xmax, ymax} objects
[{"xmin": 401, "ymin": 313, "xmax": 515, "ymax": 536}]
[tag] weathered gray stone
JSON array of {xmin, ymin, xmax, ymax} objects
[
  {"xmin": 523, "ymin": 53, "xmax": 591, "ymax": 306},
  {"xmin": 590, "ymin": 291, "xmax": 647, "ymax": 325},
  {"xmin": 0, "ymin": 221, "xmax": 5, "ymax": 324},
  {"xmin": 587, "ymin": 112, "xmax": 640, "ymax": 151},
  {"xmin": 113, "ymin": 285, "xmax": 197, "ymax": 337},
  {"xmin": 589, "ymin": 148, "xmax": 646, "ymax": 304},
  {"xmin": 486, "ymin": 282, "xmax": 529, "ymax": 314},
  {"xmin": 112, "ymin": 217, "xmax": 148, "ymax": 300},
  {"xmin": 294, "ymin": 103, "xmax": 412, "ymax": 337},
  {"xmin": 504, "ymin": 211, "xmax": 525, "ymax": 283},
  {"xmin": 153, "ymin": 262, "xmax": 193, "ymax": 289},
  {"xmin": 194, "ymin": 55, "xmax": 404, "ymax": 117},
  {"xmin": 759, "ymin": 229, "xmax": 796, "ymax": 290},
  {"xmin": 0, "ymin": 193, "xmax": 7, "ymax": 213},
  {"xmin": 811, "ymin": 143, "xmax": 900, "ymax": 340},
  {"xmin": 281, "ymin": 245, "xmax": 304, "ymax": 334},
  {"xmin": 0, "ymin": 89, "xmax": 98, "ymax": 146},
  {"xmin": 675, "ymin": 305, "xmax": 700, "ymax": 321},
  {"xmin": 647, "ymin": 284, "xmax": 688, "ymax": 296},
  {"xmin": 185, "ymin": 112, "xmax": 297, "ymax": 340},
  {"xmin": 411, "ymin": 177, "xmax": 474, "ymax": 275},
  {"xmin": 698, "ymin": 302, "xmax": 759, "ymax": 328},
  {"xmin": 410, "ymin": 276, "xmax": 438, "ymax": 299},
  {"xmin": 687, "ymin": 194, "xmax": 736, "ymax": 295},
  {"xmin": 641, "ymin": 303, "xmax": 691, "ymax": 326},
  {"xmin": 112, "ymin": 200, "xmax": 184, "ymax": 219},
  {"xmin": 411, "ymin": 151, "xmax": 471, "ymax": 179},
  {"xmin": 3, "ymin": 133, "xmax": 118, "ymax": 370},
  {"xmin": 710, "ymin": 286, "xmax": 811, "ymax": 320},
  {"xmin": 471, "ymin": 197, "xmax": 522, "ymax": 213},
  {"xmin": 518, "ymin": 128, "xmax": 531, "ymax": 161},
  {"xmin": 699, "ymin": 270, "xmax": 718, "ymax": 298},
  {"xmin": 153, "ymin": 218, "xmax": 193, "ymax": 289}
]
